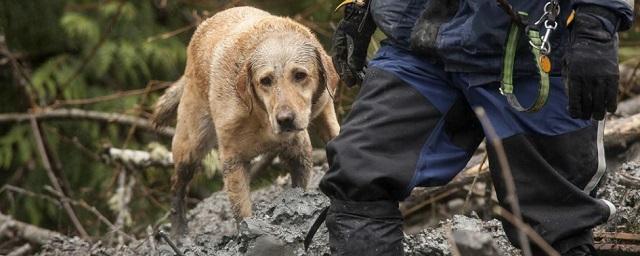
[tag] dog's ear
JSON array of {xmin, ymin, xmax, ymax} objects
[
  {"xmin": 314, "ymin": 48, "xmax": 339, "ymax": 101},
  {"xmin": 235, "ymin": 61, "xmax": 254, "ymax": 113}
]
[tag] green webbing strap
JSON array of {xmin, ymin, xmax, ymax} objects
[{"xmin": 501, "ymin": 13, "xmax": 550, "ymax": 113}]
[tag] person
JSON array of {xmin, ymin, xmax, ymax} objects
[{"xmin": 319, "ymin": 0, "xmax": 634, "ymax": 255}]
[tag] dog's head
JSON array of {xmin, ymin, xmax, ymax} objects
[{"xmin": 236, "ymin": 31, "xmax": 336, "ymax": 137}]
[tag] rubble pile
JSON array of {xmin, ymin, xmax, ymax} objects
[
  {"xmin": 38, "ymin": 162, "xmax": 640, "ymax": 255},
  {"xmin": 597, "ymin": 162, "xmax": 640, "ymax": 233}
]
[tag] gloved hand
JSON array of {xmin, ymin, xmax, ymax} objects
[
  {"xmin": 563, "ymin": 5, "xmax": 621, "ymax": 120},
  {"xmin": 332, "ymin": 1, "xmax": 376, "ymax": 87}
]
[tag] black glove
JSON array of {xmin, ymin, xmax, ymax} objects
[
  {"xmin": 332, "ymin": 1, "xmax": 376, "ymax": 87},
  {"xmin": 563, "ymin": 5, "xmax": 621, "ymax": 120}
]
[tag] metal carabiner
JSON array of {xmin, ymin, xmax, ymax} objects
[
  {"xmin": 540, "ymin": 20, "xmax": 558, "ymax": 54},
  {"xmin": 534, "ymin": 12, "xmax": 549, "ymax": 26},
  {"xmin": 544, "ymin": 1, "xmax": 561, "ymax": 17},
  {"xmin": 531, "ymin": 1, "xmax": 560, "ymax": 55}
]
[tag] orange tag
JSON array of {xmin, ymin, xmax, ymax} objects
[
  {"xmin": 566, "ymin": 10, "xmax": 576, "ymax": 26},
  {"xmin": 540, "ymin": 55, "xmax": 552, "ymax": 73}
]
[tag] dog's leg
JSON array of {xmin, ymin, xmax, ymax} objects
[
  {"xmin": 221, "ymin": 156, "xmax": 252, "ymax": 220},
  {"xmin": 170, "ymin": 161, "xmax": 200, "ymax": 237},
  {"xmin": 170, "ymin": 89, "xmax": 216, "ymax": 238},
  {"xmin": 281, "ymin": 130, "xmax": 313, "ymax": 189},
  {"xmin": 313, "ymin": 102, "xmax": 340, "ymax": 144}
]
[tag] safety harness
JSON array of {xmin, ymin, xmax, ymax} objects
[{"xmin": 497, "ymin": 0, "xmax": 562, "ymax": 112}]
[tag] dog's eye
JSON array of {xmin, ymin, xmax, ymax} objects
[
  {"xmin": 260, "ymin": 77, "xmax": 272, "ymax": 86},
  {"xmin": 294, "ymin": 72, "xmax": 307, "ymax": 82}
]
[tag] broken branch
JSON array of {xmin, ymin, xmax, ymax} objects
[
  {"xmin": 42, "ymin": 186, "xmax": 135, "ymax": 242},
  {"xmin": 493, "ymin": 206, "xmax": 560, "ymax": 256},
  {"xmin": 29, "ymin": 117, "xmax": 89, "ymax": 239},
  {"xmin": 49, "ymin": 81, "xmax": 171, "ymax": 108},
  {"xmin": 103, "ymin": 146, "xmax": 327, "ymax": 173},
  {"xmin": 0, "ymin": 212, "xmax": 65, "ymax": 245},
  {"xmin": 104, "ymin": 146, "xmax": 173, "ymax": 169},
  {"xmin": 595, "ymin": 231, "xmax": 640, "ymax": 242},
  {"xmin": 475, "ymin": 107, "xmax": 532, "ymax": 256},
  {"xmin": 0, "ymin": 108, "xmax": 174, "ymax": 137},
  {"xmin": 6, "ymin": 243, "xmax": 31, "ymax": 256}
]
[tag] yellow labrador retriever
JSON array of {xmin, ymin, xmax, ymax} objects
[{"xmin": 152, "ymin": 6, "xmax": 340, "ymax": 236}]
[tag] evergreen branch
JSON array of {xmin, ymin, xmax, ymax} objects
[
  {"xmin": 0, "ymin": 108, "xmax": 175, "ymax": 137},
  {"xmin": 56, "ymin": 1, "xmax": 126, "ymax": 94}
]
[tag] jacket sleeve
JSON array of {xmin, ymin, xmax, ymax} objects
[{"xmin": 571, "ymin": 0, "xmax": 635, "ymax": 31}]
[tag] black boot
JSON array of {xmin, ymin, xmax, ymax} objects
[
  {"xmin": 563, "ymin": 244, "xmax": 597, "ymax": 256},
  {"xmin": 326, "ymin": 199, "xmax": 404, "ymax": 256}
]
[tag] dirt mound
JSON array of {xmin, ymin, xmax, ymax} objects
[
  {"xmin": 40, "ymin": 188, "xmax": 518, "ymax": 256},
  {"xmin": 39, "ymin": 161, "xmax": 640, "ymax": 256},
  {"xmin": 39, "ymin": 185, "xmax": 517, "ymax": 255}
]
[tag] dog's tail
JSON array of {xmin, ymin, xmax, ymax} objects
[{"xmin": 152, "ymin": 77, "xmax": 185, "ymax": 128}]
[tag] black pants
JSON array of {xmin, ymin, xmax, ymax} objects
[{"xmin": 320, "ymin": 45, "xmax": 612, "ymax": 254}]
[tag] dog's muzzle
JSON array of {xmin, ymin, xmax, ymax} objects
[{"xmin": 276, "ymin": 109, "xmax": 299, "ymax": 132}]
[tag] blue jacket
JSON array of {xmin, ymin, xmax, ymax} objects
[{"xmin": 370, "ymin": 0, "xmax": 634, "ymax": 76}]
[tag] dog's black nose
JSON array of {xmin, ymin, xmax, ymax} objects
[{"xmin": 276, "ymin": 110, "xmax": 296, "ymax": 130}]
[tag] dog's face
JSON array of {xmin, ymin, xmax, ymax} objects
[{"xmin": 238, "ymin": 33, "xmax": 329, "ymax": 136}]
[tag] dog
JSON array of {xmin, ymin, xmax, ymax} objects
[{"xmin": 152, "ymin": 6, "xmax": 340, "ymax": 236}]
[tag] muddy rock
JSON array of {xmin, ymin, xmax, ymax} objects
[
  {"xmin": 452, "ymin": 230, "xmax": 500, "ymax": 256},
  {"xmin": 404, "ymin": 215, "xmax": 520, "ymax": 256},
  {"xmin": 213, "ymin": 188, "xmax": 330, "ymax": 256},
  {"xmin": 597, "ymin": 162, "xmax": 640, "ymax": 233},
  {"xmin": 39, "ymin": 166, "xmax": 522, "ymax": 256}
]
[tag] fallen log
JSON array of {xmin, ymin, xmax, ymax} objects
[
  {"xmin": 605, "ymin": 112, "xmax": 640, "ymax": 149},
  {"xmin": 103, "ymin": 145, "xmax": 173, "ymax": 168},
  {"xmin": 616, "ymin": 95, "xmax": 640, "ymax": 117},
  {"xmin": 103, "ymin": 146, "xmax": 327, "ymax": 173},
  {"xmin": 595, "ymin": 232, "xmax": 640, "ymax": 242},
  {"xmin": 0, "ymin": 212, "xmax": 66, "ymax": 245}
]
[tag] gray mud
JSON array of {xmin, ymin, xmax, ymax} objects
[
  {"xmin": 404, "ymin": 215, "xmax": 520, "ymax": 256},
  {"xmin": 39, "ymin": 161, "xmax": 640, "ymax": 256},
  {"xmin": 38, "ymin": 168, "xmax": 518, "ymax": 256},
  {"xmin": 596, "ymin": 162, "xmax": 640, "ymax": 233},
  {"xmin": 40, "ymin": 187, "xmax": 516, "ymax": 256}
]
